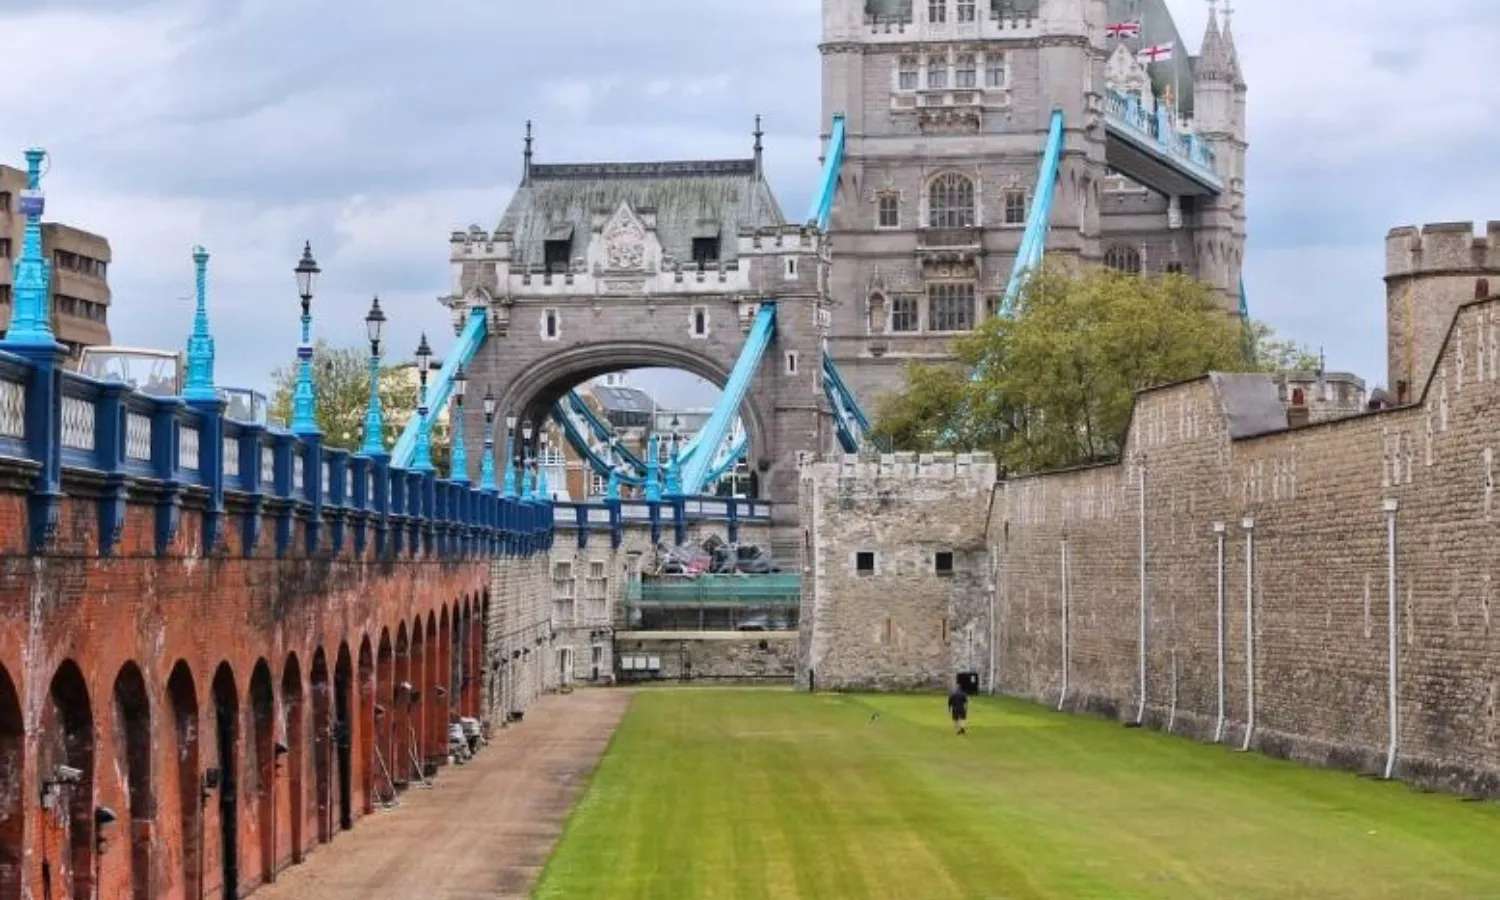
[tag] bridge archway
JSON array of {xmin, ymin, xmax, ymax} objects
[
  {"xmin": 210, "ymin": 662, "xmax": 239, "ymax": 900},
  {"xmin": 375, "ymin": 630, "xmax": 394, "ymax": 801},
  {"xmin": 496, "ymin": 341, "xmax": 772, "ymax": 475},
  {"xmin": 0, "ymin": 667, "xmax": 21, "ymax": 900},
  {"xmin": 357, "ymin": 637, "xmax": 375, "ymax": 816},
  {"xmin": 334, "ymin": 643, "xmax": 354, "ymax": 831},
  {"xmin": 111, "ymin": 662, "xmax": 153, "ymax": 900},
  {"xmin": 248, "ymin": 660, "xmax": 275, "ymax": 883},
  {"xmin": 280, "ymin": 653, "xmax": 305, "ymax": 863},
  {"xmin": 165, "ymin": 662, "xmax": 199, "ymax": 899},
  {"xmin": 43, "ymin": 660, "xmax": 94, "ymax": 900},
  {"xmin": 309, "ymin": 648, "xmax": 332, "ymax": 844}
]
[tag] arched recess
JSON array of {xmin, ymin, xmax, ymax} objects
[
  {"xmin": 333, "ymin": 643, "xmax": 354, "ymax": 831},
  {"xmin": 408, "ymin": 621, "xmax": 426, "ymax": 780},
  {"xmin": 0, "ymin": 666, "xmax": 22, "ymax": 900},
  {"xmin": 461, "ymin": 600, "xmax": 476, "ymax": 718},
  {"xmin": 165, "ymin": 662, "xmax": 199, "ymax": 900},
  {"xmin": 375, "ymin": 630, "xmax": 394, "ymax": 802},
  {"xmin": 248, "ymin": 660, "xmax": 276, "ymax": 884},
  {"xmin": 495, "ymin": 340, "xmax": 771, "ymax": 471},
  {"xmin": 446, "ymin": 606, "xmax": 460, "ymax": 723},
  {"xmin": 41, "ymin": 661, "xmax": 94, "ymax": 900},
  {"xmin": 280, "ymin": 654, "xmax": 305, "ymax": 864},
  {"xmin": 424, "ymin": 614, "xmax": 440, "ymax": 768},
  {"xmin": 309, "ymin": 648, "xmax": 332, "ymax": 844},
  {"xmin": 439, "ymin": 607, "xmax": 452, "ymax": 765},
  {"xmin": 210, "ymin": 663, "xmax": 239, "ymax": 900},
  {"xmin": 111, "ymin": 663, "xmax": 153, "ymax": 900},
  {"xmin": 393, "ymin": 625, "xmax": 410, "ymax": 788},
  {"xmin": 357, "ymin": 637, "xmax": 375, "ymax": 816}
]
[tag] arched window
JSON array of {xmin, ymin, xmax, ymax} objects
[
  {"xmin": 929, "ymin": 173, "xmax": 975, "ymax": 228},
  {"xmin": 1104, "ymin": 245, "xmax": 1142, "ymax": 275}
]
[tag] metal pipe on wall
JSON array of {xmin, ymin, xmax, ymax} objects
[
  {"xmin": 1241, "ymin": 517, "xmax": 1256, "ymax": 752},
  {"xmin": 1384, "ymin": 498, "xmax": 1400, "ymax": 779},
  {"xmin": 1136, "ymin": 460, "xmax": 1148, "ymax": 726},
  {"xmin": 1059, "ymin": 537, "xmax": 1070, "ymax": 711},
  {"xmin": 1213, "ymin": 522, "xmax": 1227, "ymax": 743}
]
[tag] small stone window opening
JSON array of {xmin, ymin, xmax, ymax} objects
[
  {"xmin": 926, "ymin": 56, "xmax": 948, "ymax": 90},
  {"xmin": 877, "ymin": 193, "xmax": 900, "ymax": 229},
  {"xmin": 1004, "ymin": 190, "xmax": 1027, "ymax": 225},
  {"xmin": 935, "ymin": 551, "xmax": 955, "ymax": 576},
  {"xmin": 786, "ymin": 351, "xmax": 799, "ymax": 375},
  {"xmin": 1291, "ymin": 387, "xmax": 1306, "ymax": 406},
  {"xmin": 985, "ymin": 54, "xmax": 1008, "ymax": 88},
  {"xmin": 691, "ymin": 307, "xmax": 708, "ymax": 338},
  {"xmin": 928, "ymin": 283, "xmax": 975, "ymax": 332},
  {"xmin": 0, "ymin": 239, "xmax": 10, "ymax": 259},
  {"xmin": 784, "ymin": 257, "xmax": 798, "ymax": 279},
  {"xmin": 1166, "ymin": 261, "xmax": 1185, "ymax": 275},
  {"xmin": 0, "ymin": 192, "xmax": 9, "ymax": 212},
  {"xmin": 957, "ymin": 0, "xmax": 975, "ymax": 22},
  {"xmin": 544, "ymin": 239, "xmax": 570, "ymax": 274},
  {"xmin": 891, "ymin": 296, "xmax": 920, "ymax": 333},
  {"xmin": 856, "ymin": 551, "xmax": 876, "ymax": 576},
  {"xmin": 543, "ymin": 308, "xmax": 560, "ymax": 340},
  {"xmin": 898, "ymin": 57, "xmax": 919, "ymax": 91},
  {"xmin": 692, "ymin": 237, "xmax": 720, "ymax": 270},
  {"xmin": 1104, "ymin": 245, "xmax": 1142, "ymax": 275},
  {"xmin": 955, "ymin": 54, "xmax": 977, "ymax": 89},
  {"xmin": 942, "ymin": 618, "xmax": 950, "ymax": 642},
  {"xmin": 1478, "ymin": 278, "xmax": 1491, "ymax": 300},
  {"xmin": 928, "ymin": 0, "xmax": 947, "ymax": 24}
]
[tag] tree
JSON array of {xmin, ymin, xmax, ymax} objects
[
  {"xmin": 871, "ymin": 267, "xmax": 1248, "ymax": 474},
  {"xmin": 1248, "ymin": 320, "xmax": 1322, "ymax": 374},
  {"xmin": 269, "ymin": 342, "xmax": 436, "ymax": 462}
]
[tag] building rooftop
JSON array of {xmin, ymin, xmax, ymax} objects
[
  {"xmin": 591, "ymin": 384, "xmax": 655, "ymax": 417},
  {"xmin": 498, "ymin": 156, "xmax": 784, "ymax": 270}
]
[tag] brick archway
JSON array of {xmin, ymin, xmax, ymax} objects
[
  {"xmin": 280, "ymin": 654, "xmax": 305, "ymax": 864},
  {"xmin": 334, "ymin": 643, "xmax": 354, "ymax": 831},
  {"xmin": 0, "ymin": 665, "xmax": 16, "ymax": 900},
  {"xmin": 309, "ymin": 648, "xmax": 332, "ymax": 844},
  {"xmin": 210, "ymin": 662, "xmax": 239, "ymax": 900},
  {"xmin": 357, "ymin": 637, "xmax": 375, "ymax": 815},
  {"xmin": 165, "ymin": 661, "xmax": 199, "ymax": 900},
  {"xmin": 376, "ymin": 631, "xmax": 395, "ymax": 801},
  {"xmin": 248, "ymin": 659, "xmax": 276, "ymax": 884},
  {"xmin": 393, "ymin": 625, "xmax": 411, "ymax": 787},
  {"xmin": 111, "ymin": 662, "xmax": 152, "ymax": 900}
]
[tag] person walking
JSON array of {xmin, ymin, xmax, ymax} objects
[{"xmin": 948, "ymin": 684, "xmax": 969, "ymax": 735}]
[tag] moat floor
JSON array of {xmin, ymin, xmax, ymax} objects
[
  {"xmin": 253, "ymin": 689, "xmax": 630, "ymax": 899},
  {"xmin": 535, "ymin": 690, "xmax": 1500, "ymax": 900}
]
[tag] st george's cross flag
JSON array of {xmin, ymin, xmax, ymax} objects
[
  {"xmin": 1137, "ymin": 42, "xmax": 1175, "ymax": 64},
  {"xmin": 1105, "ymin": 21, "xmax": 1141, "ymax": 38}
]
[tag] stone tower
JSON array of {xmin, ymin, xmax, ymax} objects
[
  {"xmin": 1385, "ymin": 221, "xmax": 1500, "ymax": 402},
  {"xmin": 821, "ymin": 0, "xmax": 1248, "ymax": 408}
]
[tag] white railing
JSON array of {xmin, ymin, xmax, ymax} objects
[
  {"xmin": 60, "ymin": 396, "xmax": 95, "ymax": 451},
  {"xmin": 261, "ymin": 446, "xmax": 275, "ymax": 485},
  {"xmin": 180, "ymin": 425, "xmax": 201, "ymax": 471},
  {"xmin": 0, "ymin": 380, "xmax": 23, "ymax": 440},
  {"xmin": 126, "ymin": 413, "xmax": 152, "ymax": 461},
  {"xmin": 223, "ymin": 439, "xmax": 240, "ymax": 479},
  {"xmin": 293, "ymin": 453, "xmax": 304, "ymax": 491}
]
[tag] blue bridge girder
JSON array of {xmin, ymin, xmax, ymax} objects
[
  {"xmin": 680, "ymin": 302, "xmax": 776, "ymax": 496},
  {"xmin": 392, "ymin": 307, "xmax": 488, "ymax": 469}
]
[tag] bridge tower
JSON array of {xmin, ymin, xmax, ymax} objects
[{"xmin": 1190, "ymin": 2, "xmax": 1249, "ymax": 312}]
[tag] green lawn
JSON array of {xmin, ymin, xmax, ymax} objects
[{"xmin": 535, "ymin": 690, "xmax": 1500, "ymax": 899}]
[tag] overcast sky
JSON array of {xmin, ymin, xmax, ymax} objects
[{"xmin": 3, "ymin": 0, "xmax": 1497, "ymax": 396}]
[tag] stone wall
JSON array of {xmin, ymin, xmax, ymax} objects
[
  {"xmin": 614, "ymin": 632, "xmax": 798, "ymax": 683},
  {"xmin": 799, "ymin": 453, "xmax": 997, "ymax": 692},
  {"xmin": 804, "ymin": 296, "xmax": 1500, "ymax": 796}
]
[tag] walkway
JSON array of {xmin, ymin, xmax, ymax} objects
[{"xmin": 255, "ymin": 689, "xmax": 632, "ymax": 899}]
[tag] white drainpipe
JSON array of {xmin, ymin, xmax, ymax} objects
[
  {"xmin": 1384, "ymin": 498, "xmax": 1400, "ymax": 779},
  {"xmin": 1058, "ymin": 537, "xmax": 1070, "ymax": 711},
  {"xmin": 1241, "ymin": 517, "xmax": 1256, "ymax": 752},
  {"xmin": 1213, "ymin": 522, "xmax": 1228, "ymax": 743},
  {"xmin": 1136, "ymin": 460, "xmax": 1148, "ymax": 726}
]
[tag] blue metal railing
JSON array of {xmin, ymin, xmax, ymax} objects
[
  {"xmin": 391, "ymin": 307, "xmax": 488, "ymax": 468},
  {"xmin": 806, "ymin": 114, "xmax": 847, "ymax": 231},
  {"xmin": 1101, "ymin": 90, "xmax": 1223, "ymax": 192},
  {"xmin": 681, "ymin": 303, "xmax": 777, "ymax": 496}
]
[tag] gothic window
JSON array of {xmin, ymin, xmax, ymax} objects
[
  {"xmin": 985, "ymin": 295, "xmax": 1002, "ymax": 319},
  {"xmin": 926, "ymin": 56, "xmax": 948, "ymax": 89},
  {"xmin": 1166, "ymin": 261, "xmax": 1185, "ymax": 275},
  {"xmin": 929, "ymin": 172, "xmax": 975, "ymax": 228},
  {"xmin": 0, "ymin": 239, "xmax": 9, "ymax": 258},
  {"xmin": 891, "ymin": 296, "xmax": 919, "ymax": 332},
  {"xmin": 1004, "ymin": 190, "xmax": 1027, "ymax": 225},
  {"xmin": 1478, "ymin": 278, "xmax": 1491, "ymax": 299},
  {"xmin": 955, "ymin": 54, "xmax": 977, "ymax": 88},
  {"xmin": 898, "ymin": 56, "xmax": 919, "ymax": 91},
  {"xmin": 877, "ymin": 193, "xmax": 900, "ymax": 229},
  {"xmin": 691, "ymin": 306, "xmax": 708, "ymax": 338},
  {"xmin": 0, "ymin": 192, "xmax": 9, "ymax": 212},
  {"xmin": 1104, "ymin": 245, "xmax": 1142, "ymax": 275},
  {"xmin": 985, "ymin": 53, "xmax": 1008, "ymax": 88},
  {"xmin": 928, "ymin": 0, "xmax": 946, "ymax": 23},
  {"xmin": 542, "ymin": 308, "xmax": 560, "ymax": 340},
  {"xmin": 957, "ymin": 0, "xmax": 976, "ymax": 22},
  {"xmin": 928, "ymin": 283, "xmax": 976, "ymax": 332}
]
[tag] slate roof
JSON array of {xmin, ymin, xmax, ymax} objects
[
  {"xmin": 498, "ymin": 159, "xmax": 785, "ymax": 269},
  {"xmin": 592, "ymin": 384, "xmax": 655, "ymax": 417}
]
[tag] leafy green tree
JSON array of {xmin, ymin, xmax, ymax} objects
[
  {"xmin": 872, "ymin": 267, "xmax": 1248, "ymax": 474},
  {"xmin": 1248, "ymin": 320, "xmax": 1322, "ymax": 373},
  {"xmin": 269, "ymin": 342, "xmax": 438, "ymax": 463}
]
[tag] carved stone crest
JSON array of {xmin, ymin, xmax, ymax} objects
[{"xmin": 603, "ymin": 203, "xmax": 647, "ymax": 271}]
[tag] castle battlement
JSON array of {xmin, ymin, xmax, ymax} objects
[
  {"xmin": 1386, "ymin": 221, "xmax": 1500, "ymax": 278},
  {"xmin": 804, "ymin": 451, "xmax": 998, "ymax": 485}
]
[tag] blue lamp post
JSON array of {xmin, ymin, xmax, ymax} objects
[
  {"xmin": 480, "ymin": 386, "xmax": 498, "ymax": 493},
  {"xmin": 183, "ymin": 246, "xmax": 216, "ymax": 401},
  {"xmin": 606, "ymin": 439, "xmax": 621, "ymax": 501},
  {"xmin": 519, "ymin": 418, "xmax": 535, "ymax": 496},
  {"xmin": 412, "ymin": 333, "xmax": 435, "ymax": 472},
  {"xmin": 7, "ymin": 148, "xmax": 54, "ymax": 345},
  {"xmin": 645, "ymin": 434, "xmax": 662, "ymax": 502},
  {"xmin": 503, "ymin": 415, "xmax": 518, "ymax": 498},
  {"xmin": 361, "ymin": 297, "xmax": 387, "ymax": 456},
  {"xmin": 449, "ymin": 364, "xmax": 469, "ymax": 484},
  {"xmin": 291, "ymin": 243, "xmax": 322, "ymax": 435}
]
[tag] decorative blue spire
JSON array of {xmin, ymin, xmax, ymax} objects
[
  {"xmin": 665, "ymin": 447, "xmax": 682, "ymax": 496},
  {"xmin": 183, "ymin": 246, "xmax": 217, "ymax": 401},
  {"xmin": 361, "ymin": 297, "xmax": 387, "ymax": 456},
  {"xmin": 7, "ymin": 149, "xmax": 54, "ymax": 345},
  {"xmin": 520, "ymin": 464, "xmax": 534, "ymax": 498},
  {"xmin": 479, "ymin": 388, "xmax": 498, "ymax": 493},
  {"xmin": 606, "ymin": 466, "xmax": 620, "ymax": 501},
  {"xmin": 502, "ymin": 432, "xmax": 517, "ymax": 498},
  {"xmin": 645, "ymin": 435, "xmax": 662, "ymax": 502},
  {"xmin": 537, "ymin": 468, "xmax": 550, "ymax": 501},
  {"xmin": 290, "ymin": 242, "xmax": 321, "ymax": 435}
]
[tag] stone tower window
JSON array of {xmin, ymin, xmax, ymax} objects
[
  {"xmin": 957, "ymin": 0, "xmax": 975, "ymax": 22},
  {"xmin": 926, "ymin": 55, "xmax": 948, "ymax": 90},
  {"xmin": 891, "ymin": 296, "xmax": 919, "ymax": 332},
  {"xmin": 544, "ymin": 239, "xmax": 570, "ymax": 274},
  {"xmin": 1104, "ymin": 245, "xmax": 1142, "ymax": 275},
  {"xmin": 542, "ymin": 308, "xmax": 560, "ymax": 340},
  {"xmin": 955, "ymin": 54, "xmax": 977, "ymax": 88},
  {"xmin": 1477, "ymin": 278, "xmax": 1491, "ymax": 299},
  {"xmin": 856, "ymin": 551, "xmax": 877, "ymax": 575},
  {"xmin": 691, "ymin": 237, "xmax": 720, "ymax": 269},
  {"xmin": 928, "ymin": 283, "xmax": 976, "ymax": 332},
  {"xmin": 928, "ymin": 0, "xmax": 947, "ymax": 23},
  {"xmin": 877, "ymin": 193, "xmax": 900, "ymax": 229},
  {"xmin": 928, "ymin": 173, "xmax": 975, "ymax": 228},
  {"xmin": 935, "ymin": 551, "xmax": 955, "ymax": 576},
  {"xmin": 1004, "ymin": 190, "xmax": 1027, "ymax": 225},
  {"xmin": 691, "ymin": 306, "xmax": 709, "ymax": 338},
  {"xmin": 898, "ymin": 57, "xmax": 919, "ymax": 91},
  {"xmin": 985, "ymin": 53, "xmax": 1008, "ymax": 88}
]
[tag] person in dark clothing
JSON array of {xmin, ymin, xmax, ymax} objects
[{"xmin": 948, "ymin": 686, "xmax": 969, "ymax": 735}]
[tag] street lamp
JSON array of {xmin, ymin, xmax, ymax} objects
[
  {"xmin": 450, "ymin": 364, "xmax": 469, "ymax": 484},
  {"xmin": 504, "ymin": 415, "xmax": 519, "ymax": 498},
  {"xmin": 520, "ymin": 419, "xmax": 535, "ymax": 497},
  {"xmin": 412, "ymin": 333, "xmax": 434, "ymax": 471},
  {"xmin": 480, "ymin": 386, "xmax": 498, "ymax": 492},
  {"xmin": 361, "ymin": 296, "xmax": 387, "ymax": 456},
  {"xmin": 291, "ymin": 242, "xmax": 322, "ymax": 435}
]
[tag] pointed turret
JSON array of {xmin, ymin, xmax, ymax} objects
[
  {"xmin": 1223, "ymin": 1, "xmax": 1246, "ymax": 89},
  {"xmin": 1196, "ymin": 2, "xmax": 1234, "ymax": 85}
]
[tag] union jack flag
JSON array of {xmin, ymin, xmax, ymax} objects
[
  {"xmin": 1137, "ymin": 42, "xmax": 1175, "ymax": 63},
  {"xmin": 1106, "ymin": 21, "xmax": 1141, "ymax": 38}
]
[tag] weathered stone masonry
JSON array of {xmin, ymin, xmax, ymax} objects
[{"xmin": 805, "ymin": 296, "xmax": 1500, "ymax": 797}]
